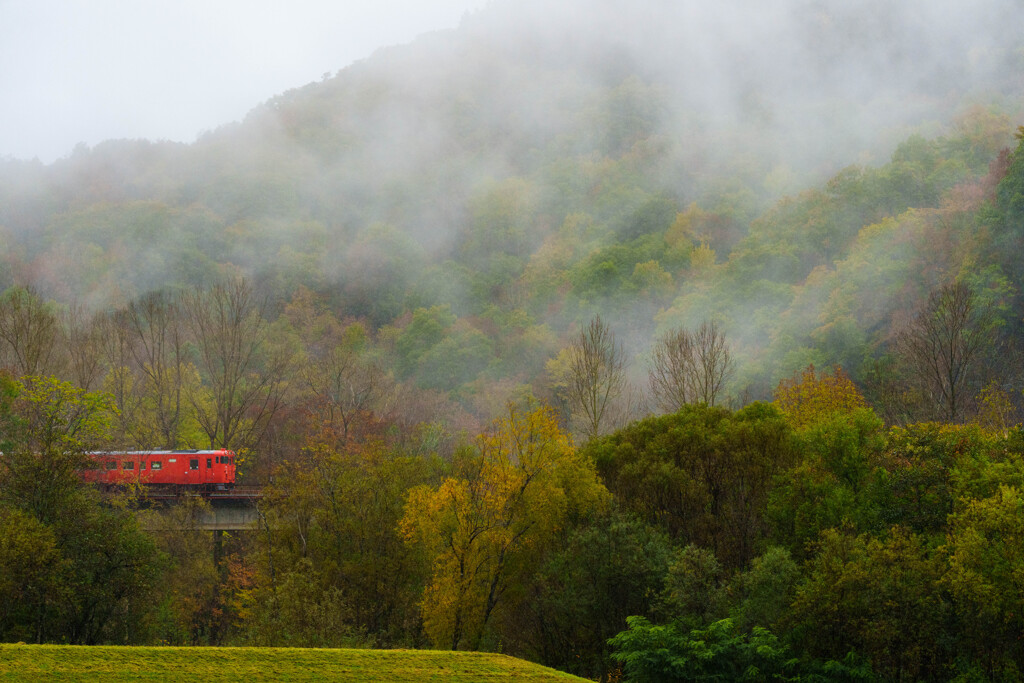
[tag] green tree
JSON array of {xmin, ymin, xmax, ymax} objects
[
  {"xmin": 786, "ymin": 527, "xmax": 946, "ymax": 681},
  {"xmin": 0, "ymin": 375, "xmax": 112, "ymax": 524},
  {"xmin": 657, "ymin": 545, "xmax": 727, "ymax": 628},
  {"xmin": 522, "ymin": 508, "xmax": 672, "ymax": 679},
  {"xmin": 394, "ymin": 305, "xmax": 456, "ymax": 379},
  {"xmin": 144, "ymin": 495, "xmax": 225, "ymax": 645},
  {"xmin": 609, "ymin": 616, "xmax": 873, "ymax": 683},
  {"xmin": 767, "ymin": 408, "xmax": 885, "ymax": 556},
  {"xmin": 260, "ymin": 436, "xmax": 440, "ymax": 647},
  {"xmin": 588, "ymin": 403, "xmax": 794, "ymax": 568},
  {"xmin": 727, "ymin": 546, "xmax": 802, "ymax": 634},
  {"xmin": 872, "ymin": 423, "xmax": 1001, "ymax": 538},
  {"xmin": 0, "ymin": 507, "xmax": 63, "ymax": 642},
  {"xmin": 944, "ymin": 485, "xmax": 1024, "ymax": 673},
  {"xmin": 0, "ymin": 375, "xmax": 163, "ymax": 644}
]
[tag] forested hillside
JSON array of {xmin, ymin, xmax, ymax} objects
[
  {"xmin": 0, "ymin": 0, "xmax": 1021, "ymax": 424},
  {"xmin": 2, "ymin": 0, "xmax": 1024, "ymax": 680}
]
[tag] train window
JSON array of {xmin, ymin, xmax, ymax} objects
[
  {"xmin": 123, "ymin": 461, "xmax": 134, "ymax": 470},
  {"xmin": 151, "ymin": 461, "xmax": 162, "ymax": 471},
  {"xmin": 105, "ymin": 461, "xmax": 117, "ymax": 470},
  {"xmin": 140, "ymin": 462, "xmax": 147, "ymax": 470},
  {"xmin": 207, "ymin": 458, "xmax": 213, "ymax": 468},
  {"xmin": 189, "ymin": 459, "xmax": 199, "ymax": 470}
]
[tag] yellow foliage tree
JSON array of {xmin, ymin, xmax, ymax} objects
[
  {"xmin": 773, "ymin": 364, "xmax": 867, "ymax": 430},
  {"xmin": 973, "ymin": 380, "xmax": 1019, "ymax": 437},
  {"xmin": 401, "ymin": 403, "xmax": 607, "ymax": 650}
]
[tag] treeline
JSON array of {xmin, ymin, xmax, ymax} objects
[
  {"xmin": 2, "ymin": 111, "xmax": 1021, "ymax": 428},
  {"xmin": 597, "ymin": 383, "xmax": 1024, "ymax": 682},
  {"xmin": 5, "ymin": 357, "xmax": 1024, "ymax": 681}
]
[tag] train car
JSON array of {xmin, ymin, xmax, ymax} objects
[{"xmin": 82, "ymin": 449, "xmax": 237, "ymax": 490}]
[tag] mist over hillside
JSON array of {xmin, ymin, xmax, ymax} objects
[
  {"xmin": 0, "ymin": 0, "xmax": 1021, "ymax": 406},
  {"xmin": 5, "ymin": 0, "xmax": 1020, "ymax": 247}
]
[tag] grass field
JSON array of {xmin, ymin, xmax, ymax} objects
[{"xmin": 0, "ymin": 644, "xmax": 589, "ymax": 682}]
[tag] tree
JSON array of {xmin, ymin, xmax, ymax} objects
[
  {"xmin": 144, "ymin": 495, "xmax": 224, "ymax": 645},
  {"xmin": 773, "ymin": 364, "xmax": 867, "ymax": 430},
  {"xmin": 180, "ymin": 277, "xmax": 293, "ymax": 451},
  {"xmin": 259, "ymin": 434, "xmax": 439, "ymax": 646},
  {"xmin": 61, "ymin": 304, "xmax": 105, "ymax": 392},
  {"xmin": 284, "ymin": 288, "xmax": 393, "ymax": 447},
  {"xmin": 0, "ymin": 375, "xmax": 113, "ymax": 524},
  {"xmin": 658, "ymin": 545, "xmax": 728, "ymax": 628},
  {"xmin": 609, "ymin": 617, "xmax": 874, "ymax": 683},
  {"xmin": 766, "ymin": 408, "xmax": 885, "ymax": 557},
  {"xmin": 522, "ymin": 508, "xmax": 672, "ymax": 679},
  {"xmin": 649, "ymin": 327, "xmax": 694, "ymax": 413},
  {"xmin": 587, "ymin": 403, "xmax": 795, "ymax": 568},
  {"xmin": 300, "ymin": 340, "xmax": 389, "ymax": 447},
  {"xmin": 563, "ymin": 315, "xmax": 626, "ymax": 441},
  {"xmin": 727, "ymin": 546, "xmax": 802, "ymax": 634},
  {"xmin": 401, "ymin": 404, "xmax": 606, "ymax": 650},
  {"xmin": 786, "ymin": 527, "xmax": 947, "ymax": 681},
  {"xmin": 123, "ymin": 291, "xmax": 193, "ymax": 449},
  {"xmin": 872, "ymin": 422, "xmax": 996, "ymax": 538},
  {"xmin": 95, "ymin": 308, "xmax": 143, "ymax": 447},
  {"xmin": 896, "ymin": 281, "xmax": 996, "ymax": 423},
  {"xmin": 0, "ymin": 507, "xmax": 63, "ymax": 642},
  {"xmin": 690, "ymin": 321, "xmax": 733, "ymax": 406},
  {"xmin": 0, "ymin": 286, "xmax": 63, "ymax": 379},
  {"xmin": 0, "ymin": 374, "xmax": 163, "ymax": 644},
  {"xmin": 649, "ymin": 321, "xmax": 733, "ymax": 412},
  {"xmin": 944, "ymin": 485, "xmax": 1024, "ymax": 671}
]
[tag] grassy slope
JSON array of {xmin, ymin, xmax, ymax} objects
[{"xmin": 0, "ymin": 645, "xmax": 589, "ymax": 682}]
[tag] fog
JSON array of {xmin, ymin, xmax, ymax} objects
[
  {"xmin": 0, "ymin": 0, "xmax": 1021, "ymax": 404},
  {"xmin": 0, "ymin": 0, "xmax": 486, "ymax": 163},
  {"xmin": 218, "ymin": 0, "xmax": 1020, "ymax": 254}
]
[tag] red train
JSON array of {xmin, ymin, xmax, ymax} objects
[{"xmin": 82, "ymin": 449, "xmax": 237, "ymax": 490}]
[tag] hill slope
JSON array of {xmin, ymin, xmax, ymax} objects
[
  {"xmin": 0, "ymin": 644, "xmax": 588, "ymax": 682},
  {"xmin": 0, "ymin": 0, "xmax": 1021, "ymax": 410}
]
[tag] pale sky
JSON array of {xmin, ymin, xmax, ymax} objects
[{"xmin": 0, "ymin": 0, "xmax": 487, "ymax": 163}]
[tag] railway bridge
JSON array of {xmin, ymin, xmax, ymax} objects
[{"xmin": 135, "ymin": 486, "xmax": 263, "ymax": 531}]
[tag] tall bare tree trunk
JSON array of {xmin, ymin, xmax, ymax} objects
[
  {"xmin": 565, "ymin": 315, "xmax": 625, "ymax": 441},
  {"xmin": 180, "ymin": 277, "xmax": 293, "ymax": 450},
  {"xmin": 897, "ymin": 281, "xmax": 995, "ymax": 423}
]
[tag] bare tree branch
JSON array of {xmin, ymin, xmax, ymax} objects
[
  {"xmin": 0, "ymin": 286, "xmax": 64, "ymax": 379},
  {"xmin": 896, "ymin": 281, "xmax": 996, "ymax": 422},
  {"xmin": 649, "ymin": 320, "xmax": 733, "ymax": 413},
  {"xmin": 180, "ymin": 277, "xmax": 294, "ymax": 450},
  {"xmin": 565, "ymin": 315, "xmax": 626, "ymax": 441},
  {"xmin": 123, "ymin": 291, "xmax": 190, "ymax": 449}
]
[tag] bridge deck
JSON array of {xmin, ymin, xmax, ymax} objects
[
  {"xmin": 141, "ymin": 485, "xmax": 263, "ymax": 501},
  {"xmin": 130, "ymin": 487, "xmax": 263, "ymax": 531}
]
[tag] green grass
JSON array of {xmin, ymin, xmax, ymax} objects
[{"xmin": 0, "ymin": 644, "xmax": 589, "ymax": 682}]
